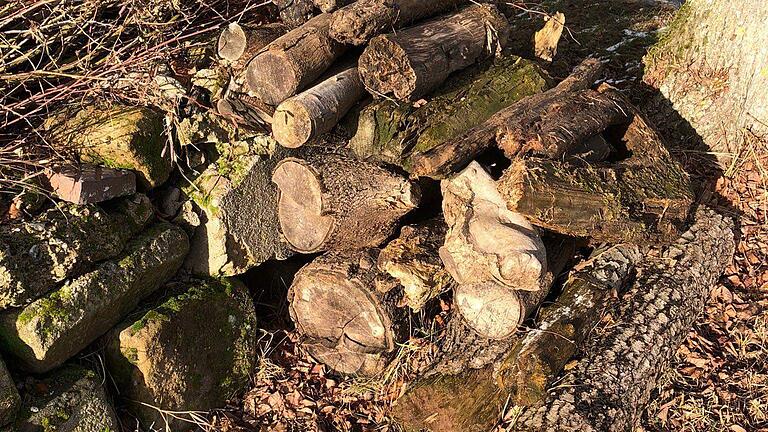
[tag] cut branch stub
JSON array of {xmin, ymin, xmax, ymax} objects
[
  {"xmin": 288, "ymin": 249, "xmax": 406, "ymax": 375},
  {"xmin": 246, "ymin": 13, "xmax": 346, "ymax": 105},
  {"xmin": 358, "ymin": 4, "xmax": 510, "ymax": 101},
  {"xmin": 217, "ymin": 22, "xmax": 287, "ymax": 71},
  {"xmin": 272, "ymin": 154, "xmax": 420, "ymax": 253},
  {"xmin": 272, "ymin": 66, "xmax": 365, "ymax": 148}
]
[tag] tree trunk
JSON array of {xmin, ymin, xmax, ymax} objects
[
  {"xmin": 312, "ymin": 0, "xmax": 353, "ymax": 13},
  {"xmin": 271, "ymin": 153, "xmax": 419, "ymax": 253},
  {"xmin": 246, "ymin": 13, "xmax": 346, "ymax": 105},
  {"xmin": 329, "ymin": 0, "xmax": 468, "ymax": 46},
  {"xmin": 272, "ymin": 66, "xmax": 365, "ymax": 148},
  {"xmin": 358, "ymin": 4, "xmax": 510, "ymax": 101},
  {"xmin": 348, "ymin": 55, "xmax": 549, "ymax": 171},
  {"xmin": 408, "ymin": 58, "xmax": 603, "ymax": 179},
  {"xmin": 273, "ymin": 0, "xmax": 316, "ymax": 28},
  {"xmin": 644, "ymin": 0, "xmax": 768, "ymax": 164},
  {"xmin": 217, "ymin": 23, "xmax": 287, "ymax": 72},
  {"xmin": 513, "ymin": 208, "xmax": 735, "ymax": 431},
  {"xmin": 393, "ymin": 244, "xmax": 641, "ymax": 432}
]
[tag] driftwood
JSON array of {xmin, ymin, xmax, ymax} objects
[
  {"xmin": 271, "ymin": 153, "xmax": 419, "ymax": 253},
  {"xmin": 409, "ymin": 58, "xmax": 604, "ymax": 178},
  {"xmin": 513, "ymin": 208, "xmax": 734, "ymax": 431},
  {"xmin": 329, "ymin": 0, "xmax": 467, "ymax": 45},
  {"xmin": 348, "ymin": 55, "xmax": 549, "ymax": 171},
  {"xmin": 393, "ymin": 244, "xmax": 642, "ymax": 432},
  {"xmin": 358, "ymin": 4, "xmax": 510, "ymax": 101},
  {"xmin": 246, "ymin": 13, "xmax": 346, "ymax": 105},
  {"xmin": 272, "ymin": 66, "xmax": 365, "ymax": 148},
  {"xmin": 217, "ymin": 23, "xmax": 286, "ymax": 71}
]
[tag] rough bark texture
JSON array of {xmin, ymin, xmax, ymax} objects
[
  {"xmin": 288, "ymin": 249, "xmax": 407, "ymax": 376},
  {"xmin": 217, "ymin": 82, "xmax": 275, "ymax": 129},
  {"xmin": 329, "ymin": 0, "xmax": 468, "ymax": 45},
  {"xmin": 644, "ymin": 0, "xmax": 768, "ymax": 164},
  {"xmin": 0, "ymin": 357, "xmax": 18, "ymax": 427},
  {"xmin": 273, "ymin": 66, "xmax": 365, "ymax": 148},
  {"xmin": 272, "ymin": 153, "xmax": 419, "ymax": 253},
  {"xmin": 246, "ymin": 13, "xmax": 346, "ymax": 105},
  {"xmin": 358, "ymin": 4, "xmax": 510, "ymax": 101},
  {"xmin": 313, "ymin": 0, "xmax": 353, "ymax": 13},
  {"xmin": 393, "ymin": 244, "xmax": 640, "ymax": 432},
  {"xmin": 409, "ymin": 58, "xmax": 603, "ymax": 179},
  {"xmin": 218, "ymin": 22, "xmax": 287, "ymax": 72},
  {"xmin": 348, "ymin": 55, "xmax": 549, "ymax": 171},
  {"xmin": 274, "ymin": 0, "xmax": 316, "ymax": 28},
  {"xmin": 513, "ymin": 208, "xmax": 735, "ymax": 431}
]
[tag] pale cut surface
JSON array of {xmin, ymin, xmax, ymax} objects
[
  {"xmin": 218, "ymin": 22, "xmax": 247, "ymax": 61},
  {"xmin": 454, "ymin": 282, "xmax": 521, "ymax": 340}
]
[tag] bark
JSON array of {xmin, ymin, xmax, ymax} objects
[
  {"xmin": 409, "ymin": 58, "xmax": 603, "ymax": 179},
  {"xmin": 393, "ymin": 244, "xmax": 640, "ymax": 432},
  {"xmin": 246, "ymin": 13, "xmax": 346, "ymax": 105},
  {"xmin": 644, "ymin": 0, "xmax": 768, "ymax": 164},
  {"xmin": 217, "ymin": 23, "xmax": 287, "ymax": 72},
  {"xmin": 513, "ymin": 208, "xmax": 735, "ymax": 431},
  {"xmin": 271, "ymin": 153, "xmax": 419, "ymax": 253},
  {"xmin": 312, "ymin": 0, "xmax": 353, "ymax": 13},
  {"xmin": 272, "ymin": 66, "xmax": 365, "ymax": 148},
  {"xmin": 288, "ymin": 249, "xmax": 407, "ymax": 376},
  {"xmin": 328, "ymin": 0, "xmax": 468, "ymax": 46},
  {"xmin": 348, "ymin": 55, "xmax": 549, "ymax": 171},
  {"xmin": 358, "ymin": 4, "xmax": 510, "ymax": 101},
  {"xmin": 274, "ymin": 0, "xmax": 316, "ymax": 28},
  {"xmin": 498, "ymin": 104, "xmax": 695, "ymax": 245},
  {"xmin": 216, "ymin": 81, "xmax": 275, "ymax": 129}
]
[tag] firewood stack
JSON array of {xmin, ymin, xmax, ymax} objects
[{"xmin": 210, "ymin": 2, "xmax": 733, "ymax": 431}]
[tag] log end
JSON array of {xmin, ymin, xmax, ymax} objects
[
  {"xmin": 272, "ymin": 100, "xmax": 312, "ymax": 148},
  {"xmin": 272, "ymin": 158, "xmax": 333, "ymax": 252},
  {"xmin": 454, "ymin": 282, "xmax": 522, "ymax": 340},
  {"xmin": 359, "ymin": 36, "xmax": 416, "ymax": 100},
  {"xmin": 218, "ymin": 22, "xmax": 247, "ymax": 62},
  {"xmin": 246, "ymin": 51, "xmax": 298, "ymax": 105}
]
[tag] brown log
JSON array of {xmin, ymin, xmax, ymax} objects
[
  {"xmin": 217, "ymin": 22, "xmax": 287, "ymax": 71},
  {"xmin": 274, "ymin": 0, "xmax": 316, "ymax": 28},
  {"xmin": 358, "ymin": 4, "xmax": 510, "ymax": 101},
  {"xmin": 409, "ymin": 57, "xmax": 604, "ymax": 178},
  {"xmin": 272, "ymin": 66, "xmax": 365, "ymax": 148},
  {"xmin": 329, "ymin": 0, "xmax": 468, "ymax": 45},
  {"xmin": 313, "ymin": 0, "xmax": 353, "ymax": 13},
  {"xmin": 271, "ymin": 153, "xmax": 419, "ymax": 253},
  {"xmin": 288, "ymin": 249, "xmax": 406, "ymax": 376},
  {"xmin": 216, "ymin": 91, "xmax": 274, "ymax": 129},
  {"xmin": 246, "ymin": 13, "xmax": 346, "ymax": 105}
]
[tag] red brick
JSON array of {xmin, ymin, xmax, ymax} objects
[{"xmin": 47, "ymin": 165, "xmax": 136, "ymax": 204}]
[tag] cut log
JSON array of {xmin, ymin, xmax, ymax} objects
[
  {"xmin": 409, "ymin": 57, "xmax": 603, "ymax": 178},
  {"xmin": 358, "ymin": 4, "xmax": 510, "ymax": 101},
  {"xmin": 288, "ymin": 249, "xmax": 406, "ymax": 376},
  {"xmin": 313, "ymin": 0, "xmax": 353, "ymax": 13},
  {"xmin": 217, "ymin": 22, "xmax": 287, "ymax": 71},
  {"xmin": 273, "ymin": 66, "xmax": 365, "ymax": 148},
  {"xmin": 348, "ymin": 55, "xmax": 550, "ymax": 171},
  {"xmin": 513, "ymin": 208, "xmax": 735, "ymax": 431},
  {"xmin": 329, "ymin": 0, "xmax": 467, "ymax": 46},
  {"xmin": 271, "ymin": 154, "xmax": 419, "ymax": 253},
  {"xmin": 392, "ymin": 244, "xmax": 641, "ymax": 432},
  {"xmin": 377, "ymin": 218, "xmax": 452, "ymax": 311},
  {"xmin": 274, "ymin": 0, "xmax": 316, "ymax": 28},
  {"xmin": 246, "ymin": 13, "xmax": 346, "ymax": 105}
]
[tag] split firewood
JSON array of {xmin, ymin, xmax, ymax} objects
[
  {"xmin": 271, "ymin": 153, "xmax": 419, "ymax": 253},
  {"xmin": 358, "ymin": 4, "xmax": 510, "ymax": 101},
  {"xmin": 217, "ymin": 22, "xmax": 287, "ymax": 72},
  {"xmin": 409, "ymin": 57, "xmax": 604, "ymax": 178},
  {"xmin": 246, "ymin": 13, "xmax": 346, "ymax": 105},
  {"xmin": 514, "ymin": 208, "xmax": 734, "ymax": 431},
  {"xmin": 349, "ymin": 55, "xmax": 550, "ymax": 171},
  {"xmin": 533, "ymin": 12, "xmax": 565, "ymax": 62},
  {"xmin": 288, "ymin": 249, "xmax": 407, "ymax": 376},
  {"xmin": 393, "ymin": 244, "xmax": 641, "ymax": 432},
  {"xmin": 273, "ymin": 0, "xmax": 316, "ymax": 28},
  {"xmin": 272, "ymin": 66, "xmax": 365, "ymax": 148},
  {"xmin": 329, "ymin": 0, "xmax": 468, "ymax": 45},
  {"xmin": 312, "ymin": 0, "xmax": 353, "ymax": 13}
]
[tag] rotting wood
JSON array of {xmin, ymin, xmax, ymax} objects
[
  {"xmin": 329, "ymin": 0, "xmax": 468, "ymax": 45},
  {"xmin": 246, "ymin": 13, "xmax": 346, "ymax": 105},
  {"xmin": 533, "ymin": 12, "xmax": 565, "ymax": 62},
  {"xmin": 272, "ymin": 66, "xmax": 365, "ymax": 148},
  {"xmin": 271, "ymin": 153, "xmax": 419, "ymax": 253},
  {"xmin": 358, "ymin": 4, "xmax": 510, "ymax": 101}
]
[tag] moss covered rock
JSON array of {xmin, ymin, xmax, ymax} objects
[
  {"xmin": 0, "ymin": 357, "xmax": 18, "ymax": 427},
  {"xmin": 0, "ymin": 223, "xmax": 189, "ymax": 373},
  {"xmin": 0, "ymin": 194, "xmax": 154, "ymax": 310},
  {"xmin": 3, "ymin": 365, "xmax": 118, "ymax": 432},
  {"xmin": 46, "ymin": 105, "xmax": 170, "ymax": 189},
  {"xmin": 105, "ymin": 277, "xmax": 258, "ymax": 429}
]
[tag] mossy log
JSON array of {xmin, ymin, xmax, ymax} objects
[
  {"xmin": 358, "ymin": 4, "xmax": 510, "ymax": 101},
  {"xmin": 217, "ymin": 22, "xmax": 287, "ymax": 72},
  {"xmin": 272, "ymin": 153, "xmax": 419, "ymax": 253},
  {"xmin": 329, "ymin": 0, "xmax": 468, "ymax": 45},
  {"xmin": 513, "ymin": 208, "xmax": 734, "ymax": 431},
  {"xmin": 246, "ymin": 13, "xmax": 346, "ymax": 105},
  {"xmin": 348, "ymin": 55, "xmax": 549, "ymax": 171},
  {"xmin": 393, "ymin": 244, "xmax": 641, "ymax": 432},
  {"xmin": 409, "ymin": 58, "xmax": 603, "ymax": 179}
]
